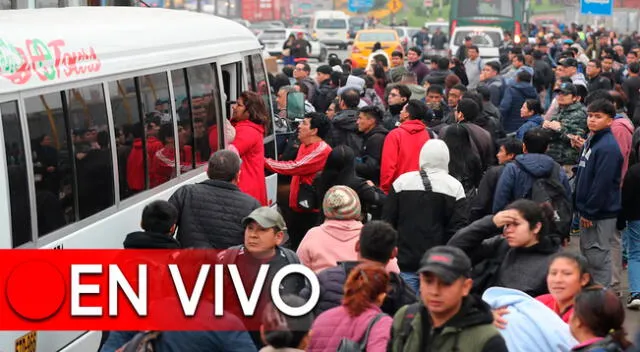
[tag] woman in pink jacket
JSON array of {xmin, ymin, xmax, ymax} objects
[{"xmin": 307, "ymin": 263, "xmax": 392, "ymax": 352}]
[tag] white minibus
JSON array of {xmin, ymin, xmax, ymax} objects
[
  {"xmin": 311, "ymin": 10, "xmax": 350, "ymax": 49},
  {"xmin": 0, "ymin": 7, "xmax": 278, "ymax": 351}
]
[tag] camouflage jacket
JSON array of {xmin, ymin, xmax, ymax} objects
[{"xmin": 546, "ymin": 102, "xmax": 588, "ymax": 166}]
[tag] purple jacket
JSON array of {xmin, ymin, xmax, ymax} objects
[
  {"xmin": 307, "ymin": 305, "xmax": 391, "ymax": 352},
  {"xmin": 407, "ymin": 60, "xmax": 430, "ymax": 84}
]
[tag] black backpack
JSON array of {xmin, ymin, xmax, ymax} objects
[
  {"xmin": 519, "ymin": 161, "xmax": 572, "ymax": 242},
  {"xmin": 336, "ymin": 313, "xmax": 387, "ymax": 352},
  {"xmin": 120, "ymin": 331, "xmax": 162, "ymax": 352}
]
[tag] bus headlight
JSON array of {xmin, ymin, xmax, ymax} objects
[{"xmin": 514, "ymin": 34, "xmax": 521, "ymax": 44}]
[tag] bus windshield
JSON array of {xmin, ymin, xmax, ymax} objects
[
  {"xmin": 317, "ymin": 19, "xmax": 347, "ymax": 29},
  {"xmin": 457, "ymin": 0, "xmax": 514, "ymax": 18}
]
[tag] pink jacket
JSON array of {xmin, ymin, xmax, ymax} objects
[
  {"xmin": 308, "ymin": 305, "xmax": 392, "ymax": 352},
  {"xmin": 297, "ymin": 219, "xmax": 400, "ymax": 274},
  {"xmin": 612, "ymin": 116, "xmax": 634, "ymax": 183}
]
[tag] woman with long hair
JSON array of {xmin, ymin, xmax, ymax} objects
[
  {"xmin": 282, "ymin": 34, "xmax": 296, "ymax": 66},
  {"xmin": 440, "ymin": 124, "xmax": 482, "ymax": 195},
  {"xmin": 307, "ymin": 263, "xmax": 392, "ymax": 352},
  {"xmin": 569, "ymin": 286, "xmax": 633, "ymax": 351},
  {"xmin": 448, "ymin": 199, "xmax": 561, "ymax": 297},
  {"xmin": 314, "ymin": 145, "xmax": 386, "ymax": 222},
  {"xmin": 229, "ymin": 90, "xmax": 269, "ymax": 205},
  {"xmin": 372, "ymin": 63, "xmax": 389, "ymax": 104}
]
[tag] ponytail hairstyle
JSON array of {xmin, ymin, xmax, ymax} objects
[
  {"xmin": 573, "ymin": 285, "xmax": 632, "ymax": 349},
  {"xmin": 342, "ymin": 263, "xmax": 389, "ymax": 317},
  {"xmin": 505, "ymin": 199, "xmax": 557, "ymax": 240},
  {"xmin": 261, "ymin": 294, "xmax": 314, "ymax": 349}
]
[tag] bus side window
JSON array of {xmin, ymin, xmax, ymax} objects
[
  {"xmin": 65, "ymin": 85, "xmax": 116, "ymax": 220},
  {"xmin": 25, "ymin": 93, "xmax": 73, "ymax": 236},
  {"xmin": 1, "ymin": 101, "xmax": 32, "ymax": 247},
  {"xmin": 107, "ymin": 78, "xmax": 144, "ymax": 200},
  {"xmin": 186, "ymin": 64, "xmax": 222, "ymax": 155},
  {"xmin": 247, "ymin": 53, "xmax": 277, "ymax": 160}
]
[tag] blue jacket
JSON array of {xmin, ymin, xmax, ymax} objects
[
  {"xmin": 515, "ymin": 115, "xmax": 544, "ymax": 140},
  {"xmin": 574, "ymin": 128, "xmax": 623, "ymax": 220},
  {"xmin": 493, "ymin": 154, "xmax": 571, "ymax": 213},
  {"xmin": 100, "ymin": 330, "xmax": 258, "ymax": 352},
  {"xmin": 499, "ymin": 82, "xmax": 538, "ymax": 133},
  {"xmin": 482, "ymin": 287, "xmax": 577, "ymax": 352}
]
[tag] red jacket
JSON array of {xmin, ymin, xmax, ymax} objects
[
  {"xmin": 229, "ymin": 120, "xmax": 268, "ymax": 206},
  {"xmin": 151, "ymin": 145, "xmax": 203, "ymax": 187},
  {"xmin": 380, "ymin": 119, "xmax": 430, "ymax": 194},
  {"xmin": 536, "ymin": 294, "xmax": 573, "ymax": 323},
  {"xmin": 127, "ymin": 136, "xmax": 163, "ymax": 191},
  {"xmin": 208, "ymin": 125, "xmax": 219, "ymax": 152},
  {"xmin": 265, "ymin": 140, "xmax": 331, "ymax": 212}
]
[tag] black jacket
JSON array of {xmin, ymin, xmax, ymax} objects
[
  {"xmin": 123, "ymin": 231, "xmax": 181, "ymax": 249},
  {"xmin": 448, "ymin": 216, "xmax": 560, "ymax": 297},
  {"xmin": 383, "ymin": 104, "xmax": 403, "ymax": 131},
  {"xmin": 469, "ymin": 164, "xmax": 506, "ymax": 222},
  {"xmin": 622, "ymin": 163, "xmax": 640, "ymax": 222},
  {"xmin": 314, "ymin": 174, "xmax": 387, "ymax": 223},
  {"xmin": 424, "ymin": 69, "xmax": 452, "ymax": 86},
  {"xmin": 587, "ymin": 74, "xmax": 613, "ymax": 92},
  {"xmin": 330, "ymin": 109, "xmax": 362, "ymax": 150},
  {"xmin": 301, "ymin": 260, "xmax": 417, "ymax": 317},
  {"xmin": 533, "ymin": 59, "xmax": 554, "ymax": 91},
  {"xmin": 168, "ymin": 179, "xmax": 261, "ymax": 249},
  {"xmin": 313, "ymin": 79, "xmax": 337, "ymax": 113},
  {"xmin": 356, "ymin": 124, "xmax": 388, "ymax": 185}
]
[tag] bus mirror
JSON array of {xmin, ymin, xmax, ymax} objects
[{"xmin": 286, "ymin": 91, "xmax": 305, "ymax": 121}]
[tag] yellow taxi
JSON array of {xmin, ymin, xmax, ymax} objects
[{"xmin": 350, "ymin": 29, "xmax": 404, "ymax": 69}]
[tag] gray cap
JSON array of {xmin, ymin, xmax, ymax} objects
[{"xmin": 242, "ymin": 207, "xmax": 287, "ymax": 231}]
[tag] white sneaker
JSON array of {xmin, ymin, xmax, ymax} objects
[{"xmin": 627, "ymin": 294, "xmax": 640, "ymax": 310}]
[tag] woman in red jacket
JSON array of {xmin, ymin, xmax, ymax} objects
[{"xmin": 228, "ymin": 91, "xmax": 268, "ymax": 205}]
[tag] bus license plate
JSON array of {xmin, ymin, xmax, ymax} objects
[{"xmin": 15, "ymin": 331, "xmax": 36, "ymax": 352}]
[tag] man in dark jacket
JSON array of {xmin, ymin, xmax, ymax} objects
[
  {"xmin": 477, "ymin": 61, "xmax": 505, "ymax": 107},
  {"xmin": 424, "ymin": 57, "xmax": 452, "ymax": 86},
  {"xmin": 383, "ymin": 139, "xmax": 468, "ymax": 293},
  {"xmin": 303, "ymin": 220, "xmax": 416, "ymax": 316},
  {"xmin": 499, "ymin": 70, "xmax": 538, "ymax": 134},
  {"xmin": 575, "ymin": 99, "xmax": 624, "ymax": 288},
  {"xmin": 312, "ymin": 64, "xmax": 337, "ymax": 113},
  {"xmin": 123, "ymin": 200, "xmax": 181, "ymax": 249},
  {"xmin": 470, "ymin": 138, "xmax": 522, "ymax": 222},
  {"xmin": 383, "ymin": 84, "xmax": 411, "ymax": 130},
  {"xmin": 586, "ymin": 59, "xmax": 613, "ymax": 92},
  {"xmin": 406, "ymin": 46, "xmax": 429, "ymax": 84},
  {"xmin": 356, "ymin": 106, "xmax": 388, "ymax": 185},
  {"xmin": 330, "ymin": 88, "xmax": 362, "ymax": 151},
  {"xmin": 389, "ymin": 246, "xmax": 507, "ymax": 352},
  {"xmin": 532, "ymin": 50, "xmax": 554, "ymax": 104},
  {"xmin": 168, "ymin": 150, "xmax": 261, "ymax": 249},
  {"xmin": 493, "ymin": 128, "xmax": 571, "ymax": 213}
]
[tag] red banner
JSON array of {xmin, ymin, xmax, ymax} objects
[{"xmin": 0, "ymin": 249, "xmax": 318, "ymax": 331}]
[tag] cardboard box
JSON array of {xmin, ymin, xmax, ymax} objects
[{"xmin": 265, "ymin": 57, "xmax": 279, "ymax": 74}]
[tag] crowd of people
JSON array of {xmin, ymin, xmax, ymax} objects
[{"xmin": 97, "ymin": 24, "xmax": 640, "ymax": 352}]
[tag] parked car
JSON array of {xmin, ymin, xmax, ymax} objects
[
  {"xmin": 393, "ymin": 26, "xmax": 421, "ymax": 53},
  {"xmin": 350, "ymin": 29, "xmax": 403, "ymax": 69},
  {"xmin": 259, "ymin": 28, "xmax": 328, "ymax": 62},
  {"xmin": 250, "ymin": 21, "xmax": 286, "ymax": 36},
  {"xmin": 449, "ymin": 26, "xmax": 503, "ymax": 62}
]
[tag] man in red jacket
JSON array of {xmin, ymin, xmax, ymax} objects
[
  {"xmin": 126, "ymin": 115, "xmax": 163, "ymax": 193},
  {"xmin": 265, "ymin": 112, "xmax": 332, "ymax": 250},
  {"xmin": 380, "ymin": 100, "xmax": 431, "ymax": 194}
]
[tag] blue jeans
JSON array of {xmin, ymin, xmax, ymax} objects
[
  {"xmin": 625, "ymin": 221, "xmax": 640, "ymax": 294},
  {"xmin": 400, "ymin": 272, "xmax": 420, "ymax": 294}
]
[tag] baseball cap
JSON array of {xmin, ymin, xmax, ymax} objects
[
  {"xmin": 242, "ymin": 207, "xmax": 287, "ymax": 232},
  {"xmin": 559, "ymin": 57, "xmax": 578, "ymax": 68},
  {"xmin": 417, "ymin": 246, "xmax": 472, "ymax": 284},
  {"xmin": 555, "ymin": 81, "xmax": 577, "ymax": 95}
]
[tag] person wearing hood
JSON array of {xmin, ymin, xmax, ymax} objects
[
  {"xmin": 123, "ymin": 200, "xmax": 181, "ymax": 249},
  {"xmin": 356, "ymin": 106, "xmax": 388, "ymax": 186},
  {"xmin": 382, "ymin": 140, "xmax": 468, "ymax": 293},
  {"xmin": 302, "ymin": 220, "xmax": 415, "ymax": 317},
  {"xmin": 515, "ymin": 98, "xmax": 545, "ymax": 141},
  {"xmin": 493, "ymin": 128, "xmax": 571, "ymax": 213},
  {"xmin": 298, "ymin": 185, "xmax": 393, "ymax": 273},
  {"xmin": 424, "ymin": 57, "xmax": 453, "ymax": 86},
  {"xmin": 449, "ymin": 199, "xmax": 561, "ymax": 297},
  {"xmin": 388, "ymin": 246, "xmax": 507, "ymax": 352},
  {"xmin": 337, "ymin": 75, "xmax": 369, "ymax": 108},
  {"xmin": 383, "ymin": 84, "xmax": 411, "ymax": 131},
  {"xmin": 499, "ymin": 70, "xmax": 537, "ymax": 134},
  {"xmin": 379, "ymin": 100, "xmax": 431, "ymax": 194},
  {"xmin": 543, "ymin": 82, "xmax": 588, "ymax": 172},
  {"xmin": 482, "ymin": 287, "xmax": 578, "ymax": 352},
  {"xmin": 330, "ymin": 88, "xmax": 363, "ymax": 151}
]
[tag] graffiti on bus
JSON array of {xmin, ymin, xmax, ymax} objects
[{"xmin": 0, "ymin": 39, "xmax": 101, "ymax": 85}]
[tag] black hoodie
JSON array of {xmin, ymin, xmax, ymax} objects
[
  {"xmin": 356, "ymin": 124, "xmax": 388, "ymax": 185},
  {"xmin": 330, "ymin": 109, "xmax": 362, "ymax": 151},
  {"xmin": 123, "ymin": 231, "xmax": 181, "ymax": 249}
]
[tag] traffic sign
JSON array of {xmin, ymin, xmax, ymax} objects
[
  {"xmin": 579, "ymin": 0, "xmax": 613, "ymax": 16},
  {"xmin": 348, "ymin": 0, "xmax": 374, "ymax": 12},
  {"xmin": 386, "ymin": 0, "xmax": 402, "ymax": 13},
  {"xmin": 423, "ymin": 0, "xmax": 432, "ymax": 6}
]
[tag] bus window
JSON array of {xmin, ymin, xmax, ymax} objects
[
  {"xmin": 65, "ymin": 85, "xmax": 115, "ymax": 220},
  {"xmin": 245, "ymin": 54, "xmax": 276, "ymax": 159},
  {"xmin": 138, "ymin": 73, "xmax": 176, "ymax": 188},
  {"xmin": 458, "ymin": 0, "xmax": 514, "ymax": 18},
  {"xmin": 25, "ymin": 93, "xmax": 71, "ymax": 236},
  {"xmin": 108, "ymin": 78, "xmax": 144, "ymax": 200},
  {"xmin": 186, "ymin": 64, "xmax": 221, "ymax": 158},
  {"xmin": 1, "ymin": 101, "xmax": 32, "ymax": 247}
]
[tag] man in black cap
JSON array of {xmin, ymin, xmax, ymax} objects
[
  {"xmin": 557, "ymin": 57, "xmax": 588, "ymax": 88},
  {"xmin": 313, "ymin": 64, "xmax": 337, "ymax": 113},
  {"xmin": 456, "ymin": 36, "xmax": 473, "ymax": 62},
  {"xmin": 388, "ymin": 246, "xmax": 507, "ymax": 352}
]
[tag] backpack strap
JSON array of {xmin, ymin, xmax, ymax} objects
[
  {"xmin": 419, "ymin": 169, "xmax": 432, "ymax": 192},
  {"xmin": 358, "ymin": 313, "xmax": 388, "ymax": 351},
  {"xmin": 399, "ymin": 303, "xmax": 422, "ymax": 350}
]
